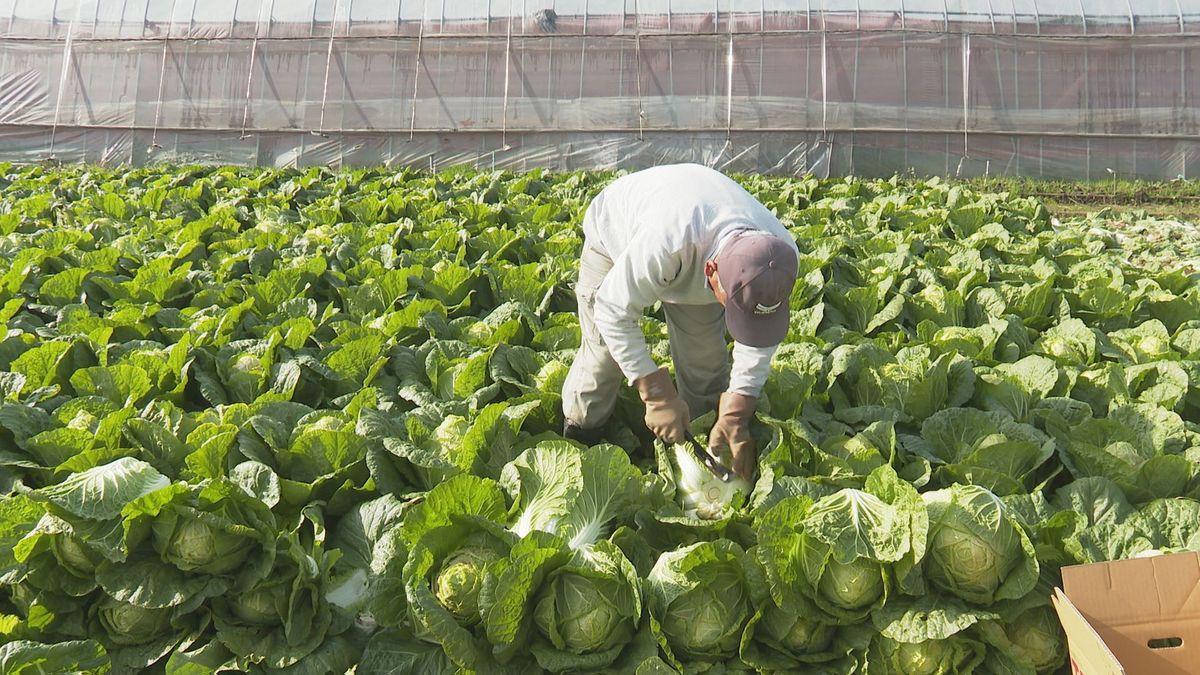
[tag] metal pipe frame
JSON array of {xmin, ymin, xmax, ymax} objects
[
  {"xmin": 3, "ymin": 24, "xmax": 1196, "ymax": 43},
  {"xmin": 11, "ymin": 121, "xmax": 1197, "ymax": 141}
]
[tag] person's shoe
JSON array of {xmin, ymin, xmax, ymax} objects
[{"xmin": 562, "ymin": 422, "xmax": 605, "ymax": 447}]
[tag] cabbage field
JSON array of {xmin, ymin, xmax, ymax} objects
[{"xmin": 1, "ymin": 165, "xmax": 1198, "ymax": 674}]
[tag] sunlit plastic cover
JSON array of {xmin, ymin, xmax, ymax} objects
[{"xmin": 0, "ymin": 0, "xmax": 1196, "ymax": 177}]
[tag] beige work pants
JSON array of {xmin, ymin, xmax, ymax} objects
[{"xmin": 562, "ymin": 242, "xmax": 731, "ymax": 430}]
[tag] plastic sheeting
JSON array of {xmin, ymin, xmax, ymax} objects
[{"xmin": 0, "ymin": 1, "xmax": 1197, "ymax": 178}]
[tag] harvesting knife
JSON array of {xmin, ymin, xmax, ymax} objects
[{"xmin": 684, "ymin": 431, "xmax": 735, "ymax": 483}]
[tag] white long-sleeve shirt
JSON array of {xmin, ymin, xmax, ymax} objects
[{"xmin": 583, "ymin": 164, "xmax": 799, "ymax": 397}]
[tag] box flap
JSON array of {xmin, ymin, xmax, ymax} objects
[
  {"xmin": 1061, "ymin": 551, "xmax": 1200, "ymax": 675},
  {"xmin": 1053, "ymin": 588, "xmax": 1125, "ymax": 675},
  {"xmin": 1062, "ymin": 552, "xmax": 1200, "ymax": 626}
]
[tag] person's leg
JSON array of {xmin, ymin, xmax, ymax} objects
[
  {"xmin": 663, "ymin": 302, "xmax": 731, "ymax": 421},
  {"xmin": 561, "ymin": 242, "xmax": 625, "ymax": 437}
]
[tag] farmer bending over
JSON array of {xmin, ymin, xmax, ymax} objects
[{"xmin": 561, "ymin": 164, "xmax": 800, "ymax": 480}]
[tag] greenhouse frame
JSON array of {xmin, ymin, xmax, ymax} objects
[{"xmin": 0, "ymin": 0, "xmax": 1197, "ymax": 177}]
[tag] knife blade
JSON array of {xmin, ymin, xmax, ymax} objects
[{"xmin": 684, "ymin": 431, "xmax": 734, "ymax": 483}]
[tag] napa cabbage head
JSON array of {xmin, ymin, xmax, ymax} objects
[
  {"xmin": 928, "ymin": 519, "xmax": 1014, "ymax": 602},
  {"xmin": 307, "ymin": 414, "xmax": 346, "ymax": 432},
  {"xmin": 1034, "ymin": 318, "xmax": 1097, "ymax": 365},
  {"xmin": 648, "ymin": 540, "xmax": 761, "ymax": 663},
  {"xmin": 1139, "ymin": 334, "xmax": 1168, "ymax": 357},
  {"xmin": 1006, "ymin": 606, "xmax": 1066, "ymax": 672},
  {"xmin": 533, "ymin": 569, "xmax": 635, "ymax": 654},
  {"xmin": 147, "ymin": 484, "xmax": 278, "ymax": 584},
  {"xmin": 230, "ymin": 584, "xmax": 286, "ymax": 625},
  {"xmin": 660, "ymin": 566, "xmax": 748, "ymax": 657},
  {"xmin": 217, "ymin": 342, "xmax": 270, "ymax": 402},
  {"xmin": 897, "ymin": 640, "xmax": 949, "ymax": 675},
  {"xmin": 815, "ymin": 553, "xmax": 886, "ymax": 611},
  {"xmin": 534, "ymin": 359, "xmax": 569, "ymax": 392},
  {"xmin": 53, "ymin": 534, "xmax": 102, "ymax": 578},
  {"xmin": 233, "ymin": 353, "xmax": 262, "ymax": 374},
  {"xmin": 755, "ymin": 469, "xmax": 924, "ymax": 629},
  {"xmin": 1043, "ymin": 336, "xmax": 1073, "ymax": 359},
  {"xmin": 401, "ymin": 473, "xmax": 517, "ymax": 662},
  {"xmin": 434, "ymin": 531, "xmax": 505, "ymax": 626},
  {"xmin": 670, "ymin": 443, "xmax": 750, "ymax": 520},
  {"xmin": 95, "ymin": 597, "xmax": 174, "ymax": 646},
  {"xmin": 154, "ymin": 516, "xmax": 254, "ymax": 575},
  {"xmin": 481, "ymin": 536, "xmax": 641, "ymax": 673},
  {"xmin": 483, "ymin": 447, "xmax": 646, "ymax": 672},
  {"xmin": 793, "ymin": 477, "xmax": 926, "ymax": 620},
  {"xmin": 1108, "ymin": 319, "xmax": 1173, "ymax": 362},
  {"xmin": 923, "ymin": 485, "xmax": 1038, "ymax": 605},
  {"xmin": 759, "ymin": 603, "xmax": 835, "ymax": 655},
  {"xmin": 875, "ymin": 634, "xmax": 985, "ymax": 675},
  {"xmin": 435, "ymin": 414, "xmax": 470, "ymax": 449},
  {"xmin": 211, "ymin": 527, "xmax": 336, "ymax": 670}
]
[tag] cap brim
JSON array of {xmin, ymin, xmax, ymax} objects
[{"xmin": 725, "ymin": 301, "xmax": 790, "ymax": 348}]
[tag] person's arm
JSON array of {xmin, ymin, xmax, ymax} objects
[
  {"xmin": 593, "ymin": 243, "xmax": 693, "ymax": 444},
  {"xmin": 713, "ymin": 341, "xmax": 778, "ymax": 480},
  {"xmin": 591, "ymin": 245, "xmax": 682, "ymax": 384},
  {"xmin": 728, "ymin": 342, "xmax": 780, "ymax": 397}
]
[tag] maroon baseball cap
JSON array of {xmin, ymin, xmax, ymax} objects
[{"xmin": 717, "ymin": 232, "xmax": 799, "ymax": 348}]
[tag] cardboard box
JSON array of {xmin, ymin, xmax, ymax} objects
[{"xmin": 1051, "ymin": 550, "xmax": 1200, "ymax": 675}]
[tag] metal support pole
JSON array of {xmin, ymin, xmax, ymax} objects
[
  {"xmin": 820, "ymin": 29, "xmax": 827, "ymax": 139},
  {"xmin": 726, "ymin": 31, "xmax": 734, "ymax": 139},
  {"xmin": 804, "ymin": 25, "xmax": 811, "ymax": 140},
  {"xmin": 757, "ymin": 34, "xmax": 763, "ymax": 109},
  {"xmin": 851, "ymin": 29, "xmax": 859, "ymax": 173},
  {"xmin": 315, "ymin": 0, "xmax": 340, "ymax": 137},
  {"xmin": 1086, "ymin": 138, "xmax": 1092, "ymax": 181},
  {"xmin": 48, "ymin": 5, "xmax": 77, "ymax": 160},
  {"xmin": 148, "ymin": 0, "xmax": 178, "ymax": 154},
  {"xmin": 408, "ymin": 10, "xmax": 424, "ymax": 141},
  {"xmin": 963, "ymin": 32, "xmax": 970, "ymax": 162},
  {"xmin": 901, "ymin": 10, "xmax": 908, "ymax": 170},
  {"xmin": 753, "ymin": 32, "xmax": 763, "ymax": 108},
  {"xmin": 618, "ymin": 0, "xmax": 626, "ymax": 106},
  {"xmin": 943, "ymin": 31, "xmax": 950, "ymax": 174},
  {"xmin": 994, "ymin": 34, "xmax": 1006, "ymax": 112},
  {"xmin": 385, "ymin": 2, "xmax": 401, "ymax": 163},
  {"xmin": 1082, "ymin": 46, "xmax": 1091, "ymax": 180},
  {"xmin": 147, "ymin": 0, "xmax": 180, "ymax": 153},
  {"xmin": 577, "ymin": 35, "xmax": 585, "ymax": 111},
  {"xmin": 1129, "ymin": 1, "xmax": 1136, "ymax": 176},
  {"xmin": 501, "ymin": 1, "xmax": 512, "ymax": 148},
  {"xmin": 635, "ymin": 7, "xmax": 644, "ymax": 140},
  {"xmin": 547, "ymin": 26, "xmax": 554, "ymax": 114},
  {"xmin": 1013, "ymin": 34, "xmax": 1020, "ymax": 175},
  {"xmin": 668, "ymin": 36, "xmax": 675, "ymax": 114},
  {"xmin": 1182, "ymin": 34, "xmax": 1188, "ymax": 178},
  {"xmin": 577, "ymin": 0, "xmax": 588, "ymax": 114},
  {"xmin": 239, "ymin": 32, "xmax": 262, "ymax": 139}
]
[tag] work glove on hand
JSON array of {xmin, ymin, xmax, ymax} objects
[
  {"xmin": 709, "ymin": 392, "xmax": 758, "ymax": 481},
  {"xmin": 634, "ymin": 367, "xmax": 691, "ymax": 445}
]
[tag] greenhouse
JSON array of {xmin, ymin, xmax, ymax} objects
[{"xmin": 0, "ymin": 0, "xmax": 1197, "ymax": 177}]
